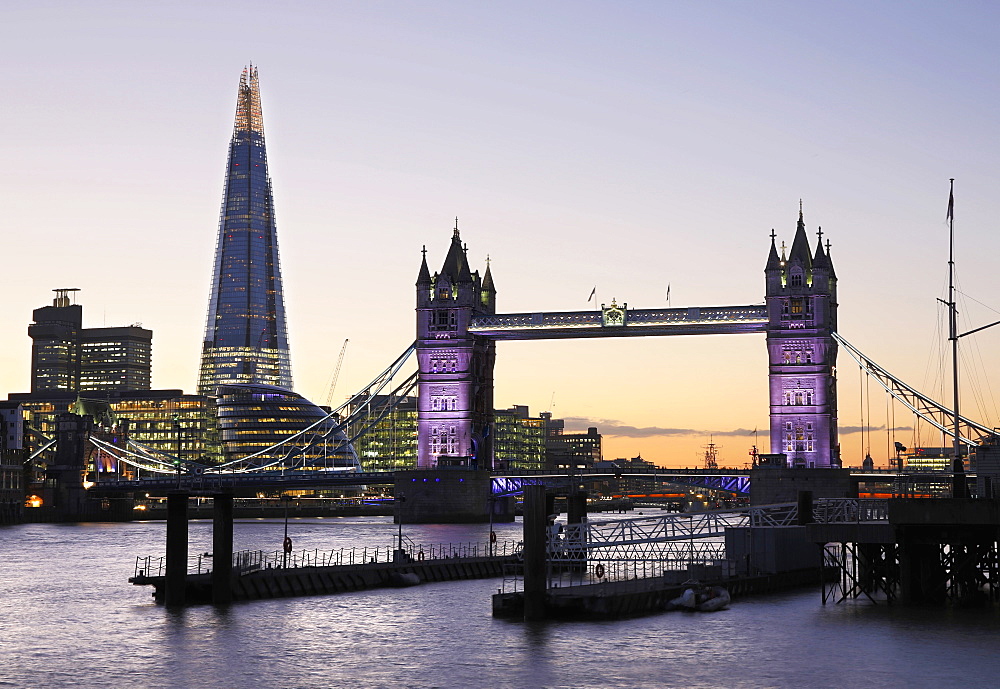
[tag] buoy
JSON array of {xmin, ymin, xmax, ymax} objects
[
  {"xmin": 489, "ymin": 530, "xmax": 497, "ymax": 543},
  {"xmin": 594, "ymin": 563, "xmax": 605, "ymax": 578},
  {"xmin": 283, "ymin": 536, "xmax": 293, "ymax": 554}
]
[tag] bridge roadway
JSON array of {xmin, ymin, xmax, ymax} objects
[{"xmin": 87, "ymin": 466, "xmax": 958, "ymax": 496}]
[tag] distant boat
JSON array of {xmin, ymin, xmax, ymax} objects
[{"xmin": 667, "ymin": 583, "xmax": 730, "ymax": 612}]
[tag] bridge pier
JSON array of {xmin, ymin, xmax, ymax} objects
[
  {"xmin": 394, "ymin": 469, "xmax": 513, "ymax": 523},
  {"xmin": 750, "ymin": 467, "xmax": 856, "ymax": 505},
  {"xmin": 212, "ymin": 493, "xmax": 234, "ymax": 605},
  {"xmin": 522, "ymin": 484, "xmax": 547, "ymax": 621},
  {"xmin": 164, "ymin": 490, "xmax": 189, "ymax": 608}
]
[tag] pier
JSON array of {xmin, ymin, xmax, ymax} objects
[
  {"xmin": 496, "ymin": 486, "xmax": 861, "ymax": 620},
  {"xmin": 131, "ymin": 538, "xmax": 521, "ymax": 605}
]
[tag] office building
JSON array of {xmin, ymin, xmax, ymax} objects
[
  {"xmin": 199, "ymin": 66, "xmax": 292, "ymax": 395},
  {"xmin": 494, "ymin": 405, "xmax": 545, "ymax": 471},
  {"xmin": 349, "ymin": 395, "xmax": 418, "ymax": 472},
  {"xmin": 28, "ymin": 289, "xmax": 151, "ymax": 393},
  {"xmin": 1, "ymin": 402, "xmax": 24, "ymax": 524},
  {"xmin": 541, "ymin": 411, "xmax": 602, "ymax": 469},
  {"xmin": 216, "ymin": 383, "xmax": 359, "ymax": 470},
  {"xmin": 10, "ymin": 390, "xmax": 220, "ymax": 471}
]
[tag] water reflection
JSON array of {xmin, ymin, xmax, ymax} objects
[{"xmin": 3, "ymin": 519, "xmax": 1000, "ymax": 688}]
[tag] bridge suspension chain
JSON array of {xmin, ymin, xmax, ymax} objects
[
  {"xmin": 87, "ymin": 343, "xmax": 418, "ymax": 476},
  {"xmin": 834, "ymin": 332, "xmax": 993, "ymax": 446}
]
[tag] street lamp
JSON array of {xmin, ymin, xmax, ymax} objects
[
  {"xmin": 395, "ymin": 493, "xmax": 406, "ymax": 561},
  {"xmin": 281, "ymin": 494, "xmax": 292, "ymax": 568}
]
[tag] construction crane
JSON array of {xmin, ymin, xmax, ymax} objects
[{"xmin": 325, "ymin": 339, "xmax": 349, "ymax": 406}]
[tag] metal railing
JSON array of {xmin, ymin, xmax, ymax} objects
[
  {"xmin": 133, "ymin": 538, "xmax": 521, "ymax": 578},
  {"xmin": 499, "ymin": 500, "xmax": 891, "ymax": 593}
]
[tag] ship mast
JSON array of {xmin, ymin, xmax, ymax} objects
[{"xmin": 947, "ymin": 179, "xmax": 966, "ymax": 497}]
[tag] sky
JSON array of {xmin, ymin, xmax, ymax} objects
[{"xmin": 3, "ymin": 1, "xmax": 999, "ymax": 468}]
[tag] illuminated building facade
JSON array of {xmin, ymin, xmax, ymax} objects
[
  {"xmin": 28, "ymin": 289, "xmax": 151, "ymax": 393},
  {"xmin": 9, "ymin": 390, "xmax": 220, "ymax": 470},
  {"xmin": 905, "ymin": 447, "xmax": 957, "ymax": 472},
  {"xmin": 215, "ymin": 384, "xmax": 359, "ymax": 470},
  {"xmin": 493, "ymin": 405, "xmax": 545, "ymax": 471},
  {"xmin": 199, "ymin": 66, "xmax": 292, "ymax": 395},
  {"xmin": 351, "ymin": 396, "xmax": 545, "ymax": 472},
  {"xmin": 349, "ymin": 395, "xmax": 418, "ymax": 472},
  {"xmin": 765, "ymin": 209, "xmax": 839, "ymax": 468}
]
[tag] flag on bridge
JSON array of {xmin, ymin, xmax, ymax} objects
[
  {"xmin": 588, "ymin": 286, "xmax": 596, "ymax": 302},
  {"xmin": 947, "ymin": 182, "xmax": 954, "ymax": 223}
]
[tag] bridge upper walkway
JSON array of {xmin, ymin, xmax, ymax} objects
[{"xmin": 469, "ymin": 305, "xmax": 767, "ymax": 340}]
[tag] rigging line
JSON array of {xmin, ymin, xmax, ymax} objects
[
  {"xmin": 834, "ymin": 333, "xmax": 990, "ymax": 444},
  {"xmin": 955, "ymin": 289, "xmax": 1000, "ymax": 317},
  {"xmin": 961, "ymin": 344, "xmax": 997, "ymax": 430},
  {"xmin": 958, "ymin": 311, "xmax": 999, "ymax": 428}
]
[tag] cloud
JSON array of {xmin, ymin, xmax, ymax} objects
[
  {"xmin": 562, "ymin": 417, "xmax": 913, "ymax": 438},
  {"xmin": 562, "ymin": 417, "xmax": 763, "ymax": 439},
  {"xmin": 839, "ymin": 425, "xmax": 913, "ymax": 434}
]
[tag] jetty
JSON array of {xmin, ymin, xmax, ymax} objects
[{"xmin": 131, "ymin": 540, "xmax": 520, "ymax": 605}]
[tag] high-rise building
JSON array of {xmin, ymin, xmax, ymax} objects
[
  {"xmin": 199, "ymin": 66, "xmax": 291, "ymax": 395},
  {"xmin": 28, "ymin": 289, "xmax": 152, "ymax": 393}
]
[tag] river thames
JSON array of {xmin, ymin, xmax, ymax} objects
[{"xmin": 2, "ymin": 517, "xmax": 1000, "ymax": 688}]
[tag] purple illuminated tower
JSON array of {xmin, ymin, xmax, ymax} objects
[
  {"xmin": 415, "ymin": 223, "xmax": 496, "ymax": 468},
  {"xmin": 765, "ymin": 207, "xmax": 840, "ymax": 467}
]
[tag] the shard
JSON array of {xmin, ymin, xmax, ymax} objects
[{"xmin": 198, "ymin": 66, "xmax": 292, "ymax": 395}]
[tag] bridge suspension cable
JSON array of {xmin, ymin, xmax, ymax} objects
[
  {"xmin": 91, "ymin": 343, "xmax": 419, "ymax": 477},
  {"xmin": 834, "ymin": 332, "xmax": 994, "ymax": 446},
  {"xmin": 207, "ymin": 343, "xmax": 417, "ymax": 473}
]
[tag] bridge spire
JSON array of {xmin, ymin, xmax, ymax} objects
[
  {"xmin": 787, "ymin": 203, "xmax": 813, "ymax": 268},
  {"xmin": 440, "ymin": 220, "xmax": 472, "ymax": 282},
  {"xmin": 483, "ymin": 256, "xmax": 496, "ymax": 296}
]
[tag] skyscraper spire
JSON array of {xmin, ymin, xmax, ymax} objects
[
  {"xmin": 199, "ymin": 66, "xmax": 292, "ymax": 395},
  {"xmin": 233, "ymin": 65, "xmax": 264, "ymax": 135}
]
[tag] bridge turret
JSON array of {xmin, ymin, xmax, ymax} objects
[
  {"xmin": 765, "ymin": 231, "xmax": 783, "ymax": 294},
  {"xmin": 481, "ymin": 259, "xmax": 496, "ymax": 311},
  {"xmin": 765, "ymin": 205, "xmax": 840, "ymax": 468}
]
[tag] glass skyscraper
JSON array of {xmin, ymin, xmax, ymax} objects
[{"xmin": 199, "ymin": 66, "xmax": 292, "ymax": 396}]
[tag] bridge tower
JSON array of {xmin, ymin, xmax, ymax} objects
[
  {"xmin": 765, "ymin": 207, "xmax": 840, "ymax": 467},
  {"xmin": 415, "ymin": 223, "xmax": 496, "ymax": 468}
]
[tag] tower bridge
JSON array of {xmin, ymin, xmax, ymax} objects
[
  {"xmin": 416, "ymin": 211, "xmax": 839, "ymax": 470},
  {"xmin": 29, "ymin": 207, "xmax": 997, "ymax": 515}
]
